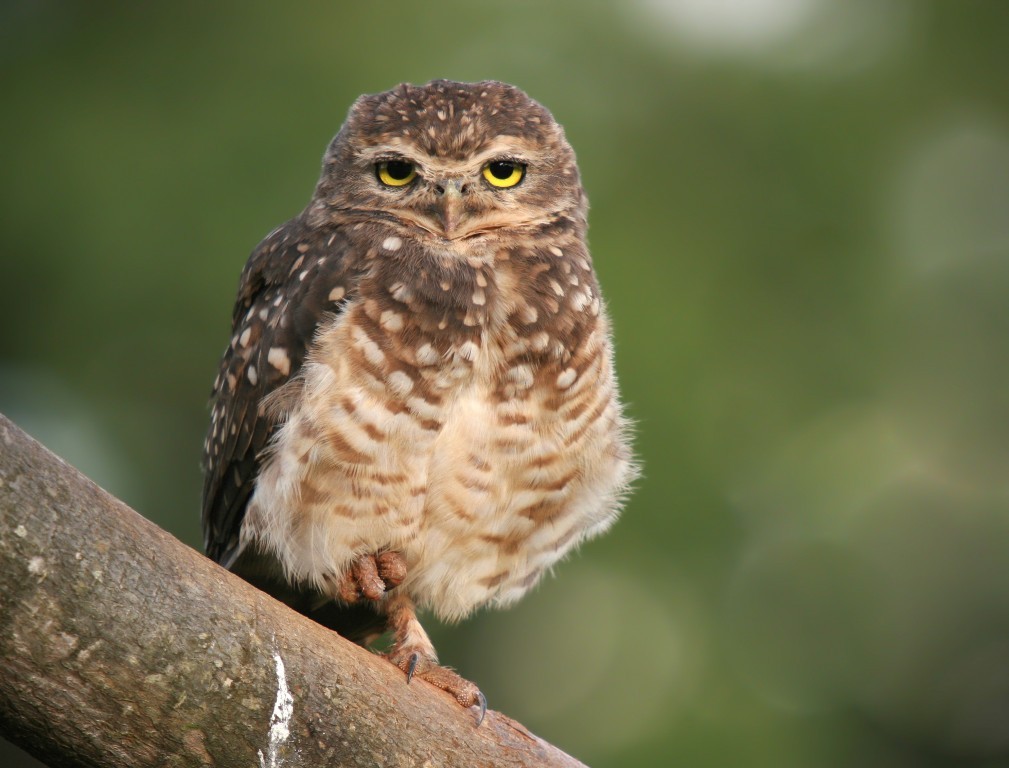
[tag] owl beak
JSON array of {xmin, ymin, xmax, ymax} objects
[{"xmin": 436, "ymin": 180, "xmax": 466, "ymax": 239}]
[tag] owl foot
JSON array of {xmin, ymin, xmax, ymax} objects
[
  {"xmin": 388, "ymin": 648, "xmax": 486, "ymax": 726},
  {"xmin": 332, "ymin": 550, "xmax": 406, "ymax": 603},
  {"xmin": 383, "ymin": 592, "xmax": 486, "ymax": 725}
]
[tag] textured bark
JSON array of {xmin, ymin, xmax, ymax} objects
[{"xmin": 0, "ymin": 414, "xmax": 588, "ymax": 768}]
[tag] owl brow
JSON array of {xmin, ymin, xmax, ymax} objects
[
  {"xmin": 471, "ymin": 141, "xmax": 535, "ymax": 166},
  {"xmin": 484, "ymin": 154, "xmax": 526, "ymax": 166},
  {"xmin": 370, "ymin": 151, "xmax": 416, "ymax": 164}
]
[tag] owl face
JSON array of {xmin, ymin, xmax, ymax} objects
[{"xmin": 314, "ymin": 80, "xmax": 585, "ymax": 246}]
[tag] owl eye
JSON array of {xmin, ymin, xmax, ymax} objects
[
  {"xmin": 482, "ymin": 160, "xmax": 525, "ymax": 188},
  {"xmin": 377, "ymin": 160, "xmax": 417, "ymax": 187}
]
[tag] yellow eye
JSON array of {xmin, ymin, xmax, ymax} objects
[
  {"xmin": 483, "ymin": 160, "xmax": 525, "ymax": 188},
  {"xmin": 377, "ymin": 160, "xmax": 417, "ymax": 187}
]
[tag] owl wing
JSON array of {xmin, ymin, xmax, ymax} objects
[{"xmin": 201, "ymin": 215, "xmax": 355, "ymax": 568}]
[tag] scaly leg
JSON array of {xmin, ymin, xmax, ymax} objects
[{"xmin": 383, "ymin": 591, "xmax": 487, "ymax": 725}]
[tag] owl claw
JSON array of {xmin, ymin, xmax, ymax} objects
[
  {"xmin": 375, "ymin": 550, "xmax": 407, "ymax": 587},
  {"xmin": 405, "ymin": 651, "xmax": 420, "ymax": 684},
  {"xmin": 475, "ymin": 691, "xmax": 487, "ymax": 726}
]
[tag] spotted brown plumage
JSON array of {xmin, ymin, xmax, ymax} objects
[
  {"xmin": 202, "ymin": 219, "xmax": 358, "ymax": 566},
  {"xmin": 201, "ymin": 80, "xmax": 637, "ymax": 721}
]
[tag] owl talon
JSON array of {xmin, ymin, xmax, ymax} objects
[
  {"xmin": 376, "ymin": 550, "xmax": 407, "ymax": 588},
  {"xmin": 383, "ymin": 593, "xmax": 486, "ymax": 723},
  {"xmin": 331, "ymin": 551, "xmax": 407, "ymax": 604},
  {"xmin": 475, "ymin": 691, "xmax": 487, "ymax": 726},
  {"xmin": 387, "ymin": 647, "xmax": 486, "ymax": 725}
]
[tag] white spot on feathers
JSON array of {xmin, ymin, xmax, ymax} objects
[
  {"xmin": 389, "ymin": 282, "xmax": 411, "ymax": 302},
  {"xmin": 458, "ymin": 341, "xmax": 479, "ymax": 361},
  {"xmin": 506, "ymin": 364, "xmax": 534, "ymax": 389},
  {"xmin": 517, "ymin": 305, "xmax": 538, "ymax": 325},
  {"xmin": 388, "ymin": 370, "xmax": 414, "ymax": 395},
  {"xmin": 268, "ymin": 348, "xmax": 291, "ymax": 376},
  {"xmin": 416, "ymin": 343, "xmax": 439, "ymax": 366},
  {"xmin": 380, "ymin": 310, "xmax": 404, "ymax": 332},
  {"xmin": 530, "ymin": 332, "xmax": 551, "ymax": 352}
]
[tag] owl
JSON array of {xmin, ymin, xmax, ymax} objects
[{"xmin": 202, "ymin": 80, "xmax": 637, "ymax": 722}]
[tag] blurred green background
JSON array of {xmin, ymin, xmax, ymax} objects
[{"xmin": 3, "ymin": 1, "xmax": 1009, "ymax": 766}]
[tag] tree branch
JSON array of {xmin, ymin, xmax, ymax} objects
[{"xmin": 0, "ymin": 414, "xmax": 588, "ymax": 768}]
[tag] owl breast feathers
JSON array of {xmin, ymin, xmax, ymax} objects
[{"xmin": 202, "ymin": 80, "xmax": 636, "ymax": 673}]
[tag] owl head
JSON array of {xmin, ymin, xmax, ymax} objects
[{"xmin": 312, "ymin": 80, "xmax": 586, "ymax": 245}]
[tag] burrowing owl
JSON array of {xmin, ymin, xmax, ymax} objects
[{"xmin": 202, "ymin": 80, "xmax": 636, "ymax": 721}]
